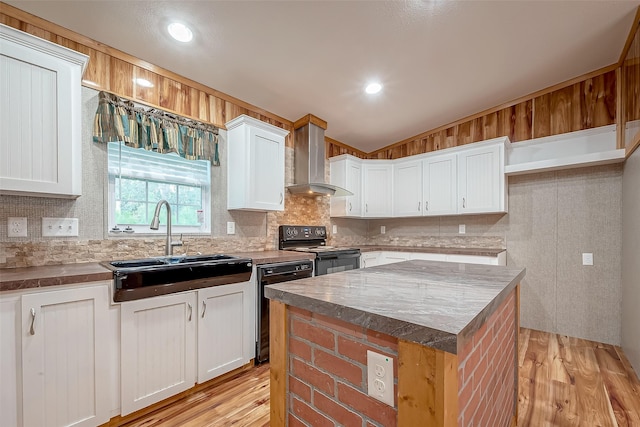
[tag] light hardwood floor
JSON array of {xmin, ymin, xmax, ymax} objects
[{"xmin": 123, "ymin": 328, "xmax": 640, "ymax": 427}]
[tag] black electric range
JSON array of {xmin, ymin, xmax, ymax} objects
[{"xmin": 278, "ymin": 225, "xmax": 361, "ymax": 275}]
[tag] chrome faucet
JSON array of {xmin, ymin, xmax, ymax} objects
[{"xmin": 150, "ymin": 200, "xmax": 183, "ymax": 256}]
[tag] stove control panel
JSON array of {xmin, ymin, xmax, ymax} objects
[{"xmin": 279, "ymin": 225, "xmax": 327, "ymax": 242}]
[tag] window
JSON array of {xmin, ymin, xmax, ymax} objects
[{"xmin": 108, "ymin": 142, "xmax": 211, "ymax": 235}]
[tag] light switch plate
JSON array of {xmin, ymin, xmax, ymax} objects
[
  {"xmin": 42, "ymin": 218, "xmax": 79, "ymax": 237},
  {"xmin": 227, "ymin": 221, "xmax": 236, "ymax": 235},
  {"xmin": 459, "ymin": 224, "xmax": 466, "ymax": 234},
  {"xmin": 582, "ymin": 253, "xmax": 593, "ymax": 266},
  {"xmin": 367, "ymin": 350, "xmax": 394, "ymax": 406},
  {"xmin": 7, "ymin": 217, "xmax": 27, "ymax": 237}
]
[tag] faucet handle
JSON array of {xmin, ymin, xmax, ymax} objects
[{"xmin": 171, "ymin": 234, "xmax": 183, "ymax": 248}]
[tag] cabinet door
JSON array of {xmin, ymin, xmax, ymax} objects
[
  {"xmin": 360, "ymin": 252, "xmax": 381, "ymax": 268},
  {"xmin": 423, "ymin": 154, "xmax": 457, "ymax": 216},
  {"xmin": 120, "ymin": 292, "xmax": 197, "ymax": 416},
  {"xmin": 21, "ymin": 285, "xmax": 109, "ymax": 427},
  {"xmin": 363, "ymin": 164, "xmax": 393, "ymax": 217},
  {"xmin": 393, "ymin": 160, "xmax": 422, "ymax": 217},
  {"xmin": 0, "ymin": 25, "xmax": 85, "ymax": 198},
  {"xmin": 457, "ymin": 144, "xmax": 503, "ymax": 213},
  {"xmin": 197, "ymin": 281, "xmax": 255, "ymax": 383},
  {"xmin": 378, "ymin": 252, "xmax": 412, "ymax": 265},
  {"xmin": 445, "ymin": 254, "xmax": 499, "ymax": 265},
  {"xmin": 330, "ymin": 156, "xmax": 363, "ymax": 217},
  {"xmin": 249, "ymin": 127, "xmax": 285, "ymax": 211}
]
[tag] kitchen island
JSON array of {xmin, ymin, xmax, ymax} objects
[{"xmin": 265, "ymin": 260, "xmax": 525, "ymax": 427}]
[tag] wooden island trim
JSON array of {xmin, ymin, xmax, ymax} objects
[{"xmin": 269, "ymin": 285, "xmax": 521, "ymax": 427}]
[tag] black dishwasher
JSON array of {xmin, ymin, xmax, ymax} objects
[{"xmin": 256, "ymin": 259, "xmax": 313, "ymax": 364}]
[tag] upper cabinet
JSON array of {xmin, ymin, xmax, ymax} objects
[
  {"xmin": 332, "ymin": 137, "xmax": 508, "ymax": 219},
  {"xmin": 457, "ymin": 142, "xmax": 506, "ymax": 213},
  {"xmin": 330, "ymin": 155, "xmax": 363, "ymax": 217},
  {"xmin": 362, "ymin": 162, "xmax": 393, "ymax": 217},
  {"xmin": 226, "ymin": 115, "xmax": 289, "ymax": 211},
  {"xmin": 0, "ymin": 24, "xmax": 88, "ymax": 198}
]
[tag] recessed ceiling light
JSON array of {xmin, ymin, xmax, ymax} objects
[
  {"xmin": 134, "ymin": 78, "xmax": 154, "ymax": 88},
  {"xmin": 168, "ymin": 22, "xmax": 193, "ymax": 43},
  {"xmin": 365, "ymin": 82, "xmax": 383, "ymax": 94}
]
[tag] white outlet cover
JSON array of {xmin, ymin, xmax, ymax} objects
[
  {"xmin": 7, "ymin": 217, "xmax": 27, "ymax": 237},
  {"xmin": 332, "ymin": 224, "xmax": 338, "ymax": 234},
  {"xmin": 582, "ymin": 253, "xmax": 594, "ymax": 266},
  {"xmin": 380, "ymin": 226, "xmax": 386, "ymax": 234},
  {"xmin": 226, "ymin": 221, "xmax": 236, "ymax": 235},
  {"xmin": 459, "ymin": 224, "xmax": 466, "ymax": 234},
  {"xmin": 367, "ymin": 350, "xmax": 394, "ymax": 406}
]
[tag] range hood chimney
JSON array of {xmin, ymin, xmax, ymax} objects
[{"xmin": 287, "ymin": 114, "xmax": 352, "ymax": 197}]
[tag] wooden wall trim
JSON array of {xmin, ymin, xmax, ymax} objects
[
  {"xmin": 368, "ymin": 63, "xmax": 618, "ymax": 157},
  {"xmin": 619, "ymin": 6, "xmax": 640, "ymax": 66},
  {"xmin": 0, "ymin": 1, "xmax": 293, "ymax": 128},
  {"xmin": 269, "ymin": 301, "xmax": 287, "ymax": 427},
  {"xmin": 325, "ymin": 136, "xmax": 368, "ymax": 158},
  {"xmin": 293, "ymin": 114, "xmax": 327, "ymax": 130},
  {"xmin": 618, "ymin": 67, "xmax": 626, "ymax": 149}
]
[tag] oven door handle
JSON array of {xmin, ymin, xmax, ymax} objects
[{"xmin": 316, "ymin": 252, "xmax": 361, "ymax": 260}]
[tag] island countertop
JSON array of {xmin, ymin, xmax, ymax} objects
[{"xmin": 265, "ymin": 259, "xmax": 525, "ymax": 354}]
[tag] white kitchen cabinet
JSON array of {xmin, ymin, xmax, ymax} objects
[
  {"xmin": 120, "ymin": 292, "xmax": 197, "ymax": 416},
  {"xmin": 226, "ymin": 114, "xmax": 289, "ymax": 211},
  {"xmin": 330, "ymin": 155, "xmax": 363, "ymax": 217},
  {"xmin": 360, "ymin": 251, "xmax": 382, "ymax": 268},
  {"xmin": 197, "ymin": 280, "xmax": 255, "ymax": 383},
  {"xmin": 423, "ymin": 153, "xmax": 458, "ymax": 216},
  {"xmin": 393, "ymin": 159, "xmax": 422, "ymax": 217},
  {"xmin": 446, "ymin": 253, "xmax": 506, "ymax": 266},
  {"xmin": 378, "ymin": 251, "xmax": 412, "ymax": 265},
  {"xmin": 410, "ymin": 252, "xmax": 447, "ymax": 262},
  {"xmin": 0, "ymin": 24, "xmax": 88, "ymax": 198},
  {"xmin": 457, "ymin": 143, "xmax": 507, "ymax": 214},
  {"xmin": 20, "ymin": 284, "xmax": 110, "ymax": 427},
  {"xmin": 363, "ymin": 162, "xmax": 393, "ymax": 217}
]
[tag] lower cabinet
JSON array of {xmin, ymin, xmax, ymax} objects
[
  {"xmin": 20, "ymin": 284, "xmax": 110, "ymax": 427},
  {"xmin": 120, "ymin": 281, "xmax": 255, "ymax": 416},
  {"xmin": 360, "ymin": 250, "xmax": 505, "ymax": 268},
  {"xmin": 197, "ymin": 281, "xmax": 255, "ymax": 383},
  {"xmin": 120, "ymin": 292, "xmax": 197, "ymax": 416}
]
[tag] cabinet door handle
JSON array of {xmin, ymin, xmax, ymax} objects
[
  {"xmin": 29, "ymin": 308, "xmax": 36, "ymax": 335},
  {"xmin": 426, "ymin": 201, "xmax": 429, "ymax": 211},
  {"xmin": 188, "ymin": 303, "xmax": 193, "ymax": 322},
  {"xmin": 366, "ymin": 203, "xmax": 368, "ymax": 213},
  {"xmin": 202, "ymin": 300, "xmax": 207, "ymax": 318},
  {"xmin": 418, "ymin": 202, "xmax": 421, "ymax": 211},
  {"xmin": 462, "ymin": 197, "xmax": 466, "ymax": 209},
  {"xmin": 349, "ymin": 202, "xmax": 352, "ymax": 212},
  {"xmin": 280, "ymin": 193, "xmax": 283, "ymax": 204}
]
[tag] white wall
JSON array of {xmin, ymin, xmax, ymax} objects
[{"xmin": 622, "ymin": 147, "xmax": 640, "ymax": 373}]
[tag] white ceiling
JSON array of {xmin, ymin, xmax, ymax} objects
[{"xmin": 6, "ymin": 0, "xmax": 639, "ymax": 152}]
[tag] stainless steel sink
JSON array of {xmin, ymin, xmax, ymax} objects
[{"xmin": 103, "ymin": 255, "xmax": 253, "ymax": 302}]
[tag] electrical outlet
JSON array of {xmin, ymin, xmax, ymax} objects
[
  {"xmin": 380, "ymin": 226, "xmax": 386, "ymax": 234},
  {"xmin": 227, "ymin": 221, "xmax": 236, "ymax": 235},
  {"xmin": 582, "ymin": 253, "xmax": 593, "ymax": 266},
  {"xmin": 332, "ymin": 224, "xmax": 338, "ymax": 234},
  {"xmin": 7, "ymin": 217, "xmax": 27, "ymax": 237},
  {"xmin": 459, "ymin": 224, "xmax": 466, "ymax": 234},
  {"xmin": 367, "ymin": 350, "xmax": 394, "ymax": 406},
  {"xmin": 42, "ymin": 218, "xmax": 78, "ymax": 237}
]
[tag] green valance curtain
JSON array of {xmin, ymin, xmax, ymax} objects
[{"xmin": 93, "ymin": 91, "xmax": 220, "ymax": 165}]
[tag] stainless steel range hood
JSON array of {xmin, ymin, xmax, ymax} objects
[{"xmin": 287, "ymin": 115, "xmax": 352, "ymax": 197}]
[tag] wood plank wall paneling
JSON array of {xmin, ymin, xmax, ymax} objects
[
  {"xmin": 0, "ymin": 4, "xmax": 295, "ymax": 146},
  {"xmin": 368, "ymin": 71, "xmax": 617, "ymax": 160}
]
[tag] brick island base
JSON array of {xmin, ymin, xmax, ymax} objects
[{"xmin": 269, "ymin": 286, "xmax": 519, "ymax": 427}]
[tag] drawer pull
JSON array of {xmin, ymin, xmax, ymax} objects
[
  {"xmin": 188, "ymin": 303, "xmax": 193, "ymax": 322},
  {"xmin": 202, "ymin": 300, "xmax": 207, "ymax": 318},
  {"xmin": 29, "ymin": 308, "xmax": 36, "ymax": 335}
]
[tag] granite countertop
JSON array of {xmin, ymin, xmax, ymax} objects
[
  {"xmin": 265, "ymin": 260, "xmax": 525, "ymax": 354},
  {"xmin": 358, "ymin": 245, "xmax": 506, "ymax": 257},
  {"xmin": 0, "ymin": 250, "xmax": 315, "ymax": 292}
]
